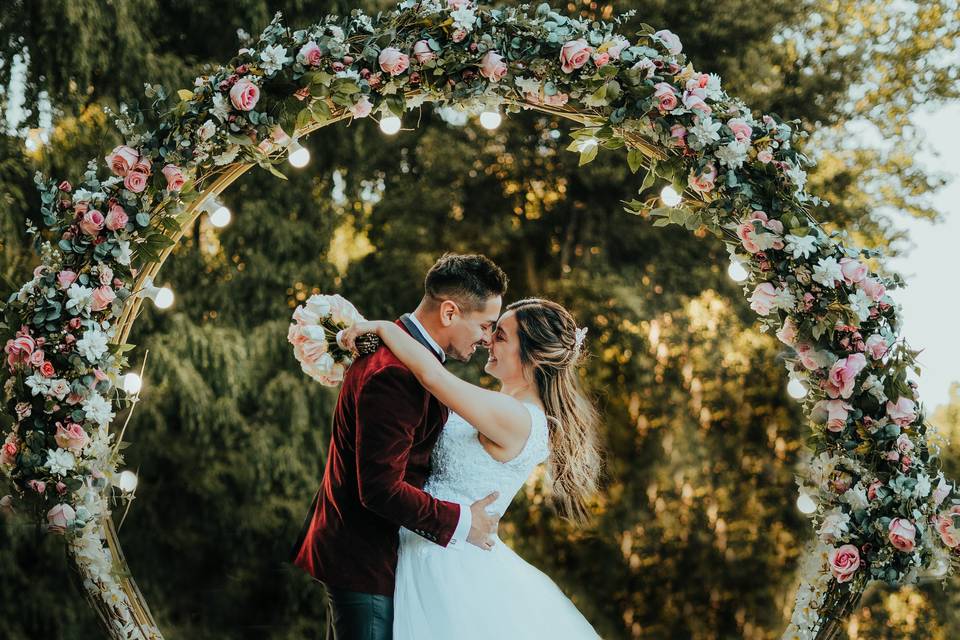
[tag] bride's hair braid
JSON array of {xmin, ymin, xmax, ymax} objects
[{"xmin": 506, "ymin": 298, "xmax": 602, "ymax": 524}]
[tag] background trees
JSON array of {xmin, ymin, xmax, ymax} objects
[{"xmin": 1, "ymin": 1, "xmax": 957, "ymax": 638}]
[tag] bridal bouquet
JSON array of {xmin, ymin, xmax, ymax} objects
[{"xmin": 287, "ymin": 294, "xmax": 379, "ymax": 386}]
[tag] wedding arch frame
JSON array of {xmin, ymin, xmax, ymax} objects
[{"xmin": 1, "ymin": 3, "xmax": 954, "ymax": 639}]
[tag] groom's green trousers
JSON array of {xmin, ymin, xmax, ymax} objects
[{"xmin": 324, "ymin": 584, "xmax": 394, "ymax": 640}]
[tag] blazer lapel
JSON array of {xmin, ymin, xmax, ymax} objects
[{"xmin": 399, "ymin": 314, "xmax": 445, "ymax": 363}]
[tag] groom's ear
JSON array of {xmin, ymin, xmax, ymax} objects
[{"xmin": 438, "ymin": 300, "xmax": 459, "ymax": 327}]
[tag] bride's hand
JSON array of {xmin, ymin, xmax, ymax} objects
[{"xmin": 337, "ymin": 320, "xmax": 383, "ymax": 352}]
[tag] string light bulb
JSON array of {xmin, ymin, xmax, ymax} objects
[
  {"xmin": 123, "ymin": 373, "xmax": 142, "ymax": 395},
  {"xmin": 379, "ymin": 115, "xmax": 402, "ymax": 135},
  {"xmin": 479, "ymin": 110, "xmax": 502, "ymax": 130},
  {"xmin": 727, "ymin": 258, "xmax": 749, "ymax": 282},
  {"xmin": 660, "ymin": 185, "xmax": 682, "ymax": 207},
  {"xmin": 200, "ymin": 197, "xmax": 231, "ymax": 226},
  {"xmin": 138, "ymin": 277, "xmax": 174, "ymax": 310},
  {"xmin": 288, "ymin": 138, "xmax": 310, "ymax": 168},
  {"xmin": 787, "ymin": 378, "xmax": 808, "ymax": 399},
  {"xmin": 117, "ymin": 470, "xmax": 138, "ymax": 493},
  {"xmin": 796, "ymin": 490, "xmax": 817, "ymax": 514}
]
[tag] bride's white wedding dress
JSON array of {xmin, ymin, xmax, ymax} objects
[{"xmin": 394, "ymin": 402, "xmax": 600, "ymax": 639}]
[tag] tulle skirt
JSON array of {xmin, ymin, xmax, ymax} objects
[{"xmin": 394, "ymin": 528, "xmax": 600, "ymax": 639}]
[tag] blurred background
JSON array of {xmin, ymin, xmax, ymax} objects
[{"xmin": 1, "ymin": 1, "xmax": 959, "ymax": 638}]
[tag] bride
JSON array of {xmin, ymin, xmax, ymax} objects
[{"xmin": 340, "ymin": 297, "xmax": 602, "ymax": 639}]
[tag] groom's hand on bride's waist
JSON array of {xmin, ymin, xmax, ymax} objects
[{"xmin": 467, "ymin": 492, "xmax": 501, "ymax": 551}]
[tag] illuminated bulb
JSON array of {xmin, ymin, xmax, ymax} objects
[
  {"xmin": 288, "ymin": 139, "xmax": 310, "ymax": 168},
  {"xmin": 479, "ymin": 110, "xmax": 502, "ymax": 130},
  {"xmin": 154, "ymin": 287, "xmax": 174, "ymax": 309},
  {"xmin": 379, "ymin": 115, "xmax": 402, "ymax": 135},
  {"xmin": 787, "ymin": 378, "xmax": 808, "ymax": 399},
  {"xmin": 796, "ymin": 491, "xmax": 816, "ymax": 514},
  {"xmin": 138, "ymin": 277, "xmax": 175, "ymax": 310},
  {"xmin": 118, "ymin": 470, "xmax": 138, "ymax": 493},
  {"xmin": 209, "ymin": 206, "xmax": 232, "ymax": 227},
  {"xmin": 123, "ymin": 373, "xmax": 142, "ymax": 395},
  {"xmin": 660, "ymin": 185, "xmax": 682, "ymax": 207},
  {"xmin": 201, "ymin": 197, "xmax": 231, "ymax": 225},
  {"xmin": 727, "ymin": 258, "xmax": 749, "ymax": 282}
]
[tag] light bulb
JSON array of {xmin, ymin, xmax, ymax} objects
[
  {"xmin": 118, "ymin": 470, "xmax": 138, "ymax": 493},
  {"xmin": 154, "ymin": 287, "xmax": 174, "ymax": 309},
  {"xmin": 288, "ymin": 139, "xmax": 310, "ymax": 168},
  {"xmin": 123, "ymin": 373, "xmax": 142, "ymax": 395},
  {"xmin": 209, "ymin": 206, "xmax": 232, "ymax": 227},
  {"xmin": 787, "ymin": 378, "xmax": 808, "ymax": 399},
  {"xmin": 379, "ymin": 115, "xmax": 402, "ymax": 135},
  {"xmin": 727, "ymin": 258, "xmax": 749, "ymax": 282},
  {"xmin": 479, "ymin": 110, "xmax": 502, "ymax": 130},
  {"xmin": 796, "ymin": 491, "xmax": 817, "ymax": 514},
  {"xmin": 660, "ymin": 185, "xmax": 682, "ymax": 207}
]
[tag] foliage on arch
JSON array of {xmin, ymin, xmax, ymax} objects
[{"xmin": 1, "ymin": 1, "xmax": 956, "ymax": 638}]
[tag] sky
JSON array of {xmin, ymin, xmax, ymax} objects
[{"xmin": 886, "ymin": 103, "xmax": 960, "ymax": 411}]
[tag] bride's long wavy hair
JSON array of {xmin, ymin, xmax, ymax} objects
[{"xmin": 507, "ymin": 298, "xmax": 602, "ymax": 524}]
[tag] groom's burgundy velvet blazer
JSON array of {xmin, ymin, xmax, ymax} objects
[{"xmin": 291, "ymin": 319, "xmax": 460, "ymax": 595}]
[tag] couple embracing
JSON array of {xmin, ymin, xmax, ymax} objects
[{"xmin": 292, "ymin": 253, "xmax": 602, "ymax": 639}]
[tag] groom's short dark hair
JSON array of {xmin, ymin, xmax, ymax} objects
[{"xmin": 424, "ymin": 253, "xmax": 508, "ymax": 311}]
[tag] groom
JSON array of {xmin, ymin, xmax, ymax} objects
[{"xmin": 292, "ymin": 253, "xmax": 509, "ymax": 640}]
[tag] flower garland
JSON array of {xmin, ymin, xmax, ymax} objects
[{"xmin": 0, "ymin": 1, "xmax": 955, "ymax": 637}]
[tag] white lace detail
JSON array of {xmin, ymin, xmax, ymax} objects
[{"xmin": 423, "ymin": 402, "xmax": 549, "ymax": 519}]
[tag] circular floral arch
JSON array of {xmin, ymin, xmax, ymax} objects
[{"xmin": 1, "ymin": 2, "xmax": 955, "ymax": 639}]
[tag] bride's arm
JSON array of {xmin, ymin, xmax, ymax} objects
[{"xmin": 341, "ymin": 321, "xmax": 531, "ymax": 451}]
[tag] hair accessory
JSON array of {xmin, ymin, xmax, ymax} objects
[{"xmin": 573, "ymin": 326, "xmax": 588, "ymax": 352}]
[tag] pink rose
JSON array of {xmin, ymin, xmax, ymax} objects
[
  {"xmin": 888, "ymin": 518, "xmax": 916, "ymax": 552},
  {"xmin": 99, "ymin": 265, "xmax": 114, "ymax": 286},
  {"xmin": 886, "ymin": 397, "xmax": 917, "ymax": 427},
  {"xmin": 413, "ymin": 40, "xmax": 437, "ymax": 64},
  {"xmin": 350, "ymin": 95, "xmax": 373, "ymax": 119},
  {"xmin": 776, "ymin": 318, "xmax": 798, "ymax": 347},
  {"xmin": 654, "ymin": 29, "xmax": 683, "ymax": 55},
  {"xmin": 896, "ymin": 433, "xmax": 914, "ymax": 454},
  {"xmin": 59, "ymin": 180, "xmax": 72, "ymax": 192},
  {"xmin": 105, "ymin": 204, "xmax": 129, "ymax": 231},
  {"xmin": 378, "ymin": 47, "xmax": 410, "ymax": 76},
  {"xmin": 861, "ymin": 277, "xmax": 886, "ymax": 302},
  {"xmin": 749, "ymin": 283, "xmax": 778, "ymax": 315},
  {"xmin": 935, "ymin": 507, "xmax": 960, "ymax": 548},
  {"xmin": 824, "ymin": 353, "xmax": 867, "ymax": 399},
  {"xmin": 40, "ymin": 361, "xmax": 56, "ymax": 378},
  {"xmin": 133, "ymin": 157, "xmax": 151, "ymax": 175},
  {"xmin": 757, "ymin": 149, "xmax": 774, "ymax": 163},
  {"xmin": 451, "ymin": 28, "xmax": 468, "ymax": 43},
  {"xmin": 105, "ymin": 145, "xmax": 139, "ymax": 177},
  {"xmin": 90, "ymin": 286, "xmax": 116, "ymax": 312},
  {"xmin": 670, "ymin": 124, "xmax": 687, "ymax": 146},
  {"xmin": 47, "ymin": 503, "xmax": 76, "ymax": 534},
  {"xmin": 839, "ymin": 258, "xmax": 868, "ymax": 285},
  {"xmin": 688, "ymin": 162, "xmax": 717, "ymax": 194},
  {"xmin": 229, "ymin": 78, "xmax": 260, "ymax": 111},
  {"xmin": 28, "ymin": 479, "xmax": 46, "ymax": 494},
  {"xmin": 57, "ymin": 270, "xmax": 78, "ymax": 289},
  {"xmin": 867, "ymin": 480, "xmax": 883, "ymax": 501},
  {"xmin": 0, "ymin": 441, "xmax": 17, "ymax": 465},
  {"xmin": 728, "ymin": 118, "xmax": 753, "ymax": 143},
  {"xmin": 161, "ymin": 164, "xmax": 185, "ymax": 191},
  {"xmin": 123, "ymin": 170, "xmax": 149, "ymax": 193},
  {"xmin": 818, "ymin": 399, "xmax": 853, "ymax": 432},
  {"xmin": 865, "ymin": 334, "xmax": 888, "ymax": 360},
  {"xmin": 79, "ymin": 209, "xmax": 105, "ymax": 236},
  {"xmin": 298, "ymin": 41, "xmax": 322, "ymax": 67},
  {"xmin": 5, "ymin": 335, "xmax": 35, "ymax": 368},
  {"xmin": 55, "ymin": 482, "xmax": 67, "ymax": 495},
  {"xmin": 559, "ymin": 39, "xmax": 592, "ymax": 73},
  {"xmin": 828, "ymin": 544, "xmax": 860, "ymax": 583},
  {"xmin": 653, "ymin": 82, "xmax": 678, "ymax": 112},
  {"xmin": 55, "ymin": 423, "xmax": 89, "ymax": 452},
  {"xmin": 592, "ymin": 51, "xmax": 611, "ymax": 67},
  {"xmin": 606, "ymin": 36, "xmax": 629, "ymax": 59},
  {"xmin": 28, "ymin": 349, "xmax": 45, "ymax": 367},
  {"xmin": 736, "ymin": 222, "xmax": 761, "ymax": 254},
  {"xmin": 479, "ymin": 50, "xmax": 508, "ymax": 82},
  {"xmin": 287, "ymin": 323, "xmax": 308, "ymax": 347},
  {"xmin": 682, "ymin": 91, "xmax": 712, "ymax": 114}
]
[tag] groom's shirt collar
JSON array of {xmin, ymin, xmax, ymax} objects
[{"xmin": 407, "ymin": 312, "xmax": 446, "ymax": 363}]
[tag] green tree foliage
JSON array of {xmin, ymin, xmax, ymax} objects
[{"xmin": 1, "ymin": 1, "xmax": 958, "ymax": 639}]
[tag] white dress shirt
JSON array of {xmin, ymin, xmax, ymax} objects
[{"xmin": 407, "ymin": 312, "xmax": 473, "ymax": 550}]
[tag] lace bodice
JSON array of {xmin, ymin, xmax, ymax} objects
[{"xmin": 423, "ymin": 403, "xmax": 550, "ymax": 518}]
